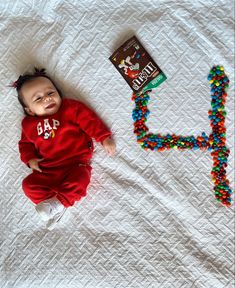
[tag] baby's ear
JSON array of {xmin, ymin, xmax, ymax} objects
[{"xmin": 24, "ymin": 107, "xmax": 35, "ymax": 116}]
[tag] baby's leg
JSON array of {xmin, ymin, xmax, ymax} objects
[
  {"xmin": 57, "ymin": 164, "xmax": 92, "ymax": 207},
  {"xmin": 22, "ymin": 170, "xmax": 57, "ymax": 204}
]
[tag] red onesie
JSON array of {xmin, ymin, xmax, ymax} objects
[{"xmin": 19, "ymin": 98, "xmax": 111, "ymax": 207}]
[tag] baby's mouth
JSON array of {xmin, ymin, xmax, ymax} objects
[{"xmin": 45, "ymin": 103, "xmax": 56, "ymax": 109}]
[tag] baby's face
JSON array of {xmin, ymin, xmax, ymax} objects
[{"xmin": 21, "ymin": 77, "xmax": 62, "ymax": 116}]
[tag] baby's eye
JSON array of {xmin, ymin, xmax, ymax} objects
[
  {"xmin": 35, "ymin": 97, "xmax": 42, "ymax": 102},
  {"xmin": 48, "ymin": 91, "xmax": 54, "ymax": 95}
]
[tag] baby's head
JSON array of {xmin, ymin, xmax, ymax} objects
[{"xmin": 15, "ymin": 68, "xmax": 62, "ymax": 116}]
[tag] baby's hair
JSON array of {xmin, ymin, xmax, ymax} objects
[{"xmin": 13, "ymin": 67, "xmax": 62, "ymax": 110}]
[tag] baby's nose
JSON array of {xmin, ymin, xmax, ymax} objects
[{"xmin": 43, "ymin": 95, "xmax": 52, "ymax": 102}]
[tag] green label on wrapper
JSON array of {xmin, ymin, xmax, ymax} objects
[{"xmin": 141, "ymin": 72, "xmax": 167, "ymax": 94}]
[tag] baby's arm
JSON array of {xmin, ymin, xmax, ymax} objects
[
  {"xmin": 74, "ymin": 100, "xmax": 115, "ymax": 152},
  {"xmin": 102, "ymin": 137, "xmax": 116, "ymax": 156},
  {"xmin": 19, "ymin": 130, "xmax": 42, "ymax": 170}
]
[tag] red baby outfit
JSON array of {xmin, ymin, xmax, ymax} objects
[{"xmin": 19, "ymin": 98, "xmax": 111, "ymax": 207}]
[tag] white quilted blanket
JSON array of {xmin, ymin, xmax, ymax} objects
[{"xmin": 0, "ymin": 1, "xmax": 234, "ymax": 287}]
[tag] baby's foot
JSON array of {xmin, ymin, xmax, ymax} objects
[
  {"xmin": 35, "ymin": 197, "xmax": 65, "ymax": 222},
  {"xmin": 46, "ymin": 207, "xmax": 66, "ymax": 230}
]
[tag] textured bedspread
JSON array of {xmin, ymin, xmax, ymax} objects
[{"xmin": 0, "ymin": 1, "xmax": 234, "ymax": 287}]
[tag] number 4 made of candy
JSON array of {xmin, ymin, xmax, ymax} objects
[{"xmin": 132, "ymin": 66, "xmax": 232, "ymax": 206}]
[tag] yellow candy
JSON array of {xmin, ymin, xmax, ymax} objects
[
  {"xmin": 215, "ymin": 82, "xmax": 220, "ymax": 86},
  {"xmin": 173, "ymin": 146, "xmax": 178, "ymax": 150},
  {"xmin": 209, "ymin": 80, "xmax": 214, "ymax": 84},
  {"xmin": 220, "ymin": 67, "xmax": 224, "ymax": 71}
]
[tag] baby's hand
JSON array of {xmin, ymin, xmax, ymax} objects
[
  {"xmin": 102, "ymin": 137, "xmax": 116, "ymax": 156},
  {"xmin": 28, "ymin": 158, "xmax": 44, "ymax": 172}
]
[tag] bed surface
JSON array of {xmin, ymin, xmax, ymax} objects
[{"xmin": 0, "ymin": 1, "xmax": 234, "ymax": 287}]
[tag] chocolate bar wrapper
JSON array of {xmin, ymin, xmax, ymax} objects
[{"xmin": 109, "ymin": 36, "xmax": 166, "ymax": 93}]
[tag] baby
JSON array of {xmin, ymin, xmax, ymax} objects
[{"xmin": 15, "ymin": 68, "xmax": 116, "ymax": 230}]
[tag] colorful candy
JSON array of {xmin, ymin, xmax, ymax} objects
[{"xmin": 132, "ymin": 66, "xmax": 232, "ymax": 206}]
